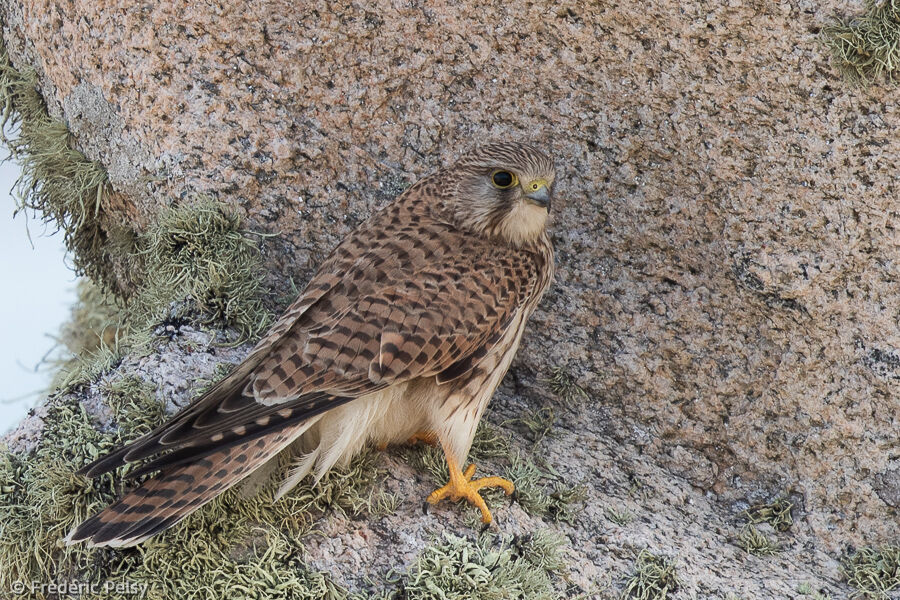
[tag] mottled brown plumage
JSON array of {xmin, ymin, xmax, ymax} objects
[{"xmin": 67, "ymin": 142, "xmax": 556, "ymax": 547}]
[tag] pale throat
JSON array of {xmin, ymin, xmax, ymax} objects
[{"xmin": 494, "ymin": 200, "xmax": 549, "ymax": 247}]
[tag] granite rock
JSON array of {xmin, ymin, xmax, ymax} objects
[{"xmin": 3, "ymin": 0, "xmax": 899, "ymax": 596}]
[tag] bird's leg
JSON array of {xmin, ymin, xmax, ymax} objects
[
  {"xmin": 406, "ymin": 430, "xmax": 439, "ymax": 446},
  {"xmin": 376, "ymin": 430, "xmax": 439, "ymax": 451},
  {"xmin": 426, "ymin": 441, "xmax": 514, "ymax": 524}
]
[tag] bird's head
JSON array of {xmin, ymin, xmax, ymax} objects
[{"xmin": 439, "ymin": 142, "xmax": 556, "ymax": 247}]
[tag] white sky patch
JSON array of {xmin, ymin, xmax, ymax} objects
[{"xmin": 0, "ymin": 159, "xmax": 78, "ymax": 434}]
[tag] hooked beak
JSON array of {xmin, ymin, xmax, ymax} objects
[{"xmin": 524, "ymin": 179, "xmax": 552, "ymax": 212}]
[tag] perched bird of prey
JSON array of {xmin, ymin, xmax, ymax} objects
[{"xmin": 66, "ymin": 142, "xmax": 556, "ymax": 547}]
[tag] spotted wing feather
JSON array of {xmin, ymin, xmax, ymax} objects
[
  {"xmin": 67, "ymin": 419, "xmax": 312, "ymax": 547},
  {"xmin": 70, "ymin": 192, "xmax": 545, "ymax": 547}
]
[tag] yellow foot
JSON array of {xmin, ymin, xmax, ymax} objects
[{"xmin": 426, "ymin": 461, "xmax": 514, "ymax": 524}]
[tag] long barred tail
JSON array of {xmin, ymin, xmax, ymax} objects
[{"xmin": 65, "ymin": 419, "xmax": 312, "ymax": 548}]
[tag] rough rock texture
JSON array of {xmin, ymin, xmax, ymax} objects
[{"xmin": 2, "ymin": 0, "xmax": 899, "ymax": 596}]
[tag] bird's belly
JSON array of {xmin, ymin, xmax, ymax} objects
[
  {"xmin": 365, "ymin": 376, "xmax": 436, "ymax": 445},
  {"xmin": 299, "ymin": 380, "xmax": 429, "ymax": 476}
]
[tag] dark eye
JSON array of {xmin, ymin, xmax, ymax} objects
[{"xmin": 491, "ymin": 170, "xmax": 517, "ymax": 189}]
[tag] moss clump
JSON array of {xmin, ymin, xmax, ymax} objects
[
  {"xmin": 621, "ymin": 551, "xmax": 678, "ymax": 600},
  {"xmin": 98, "ymin": 523, "xmax": 347, "ymax": 600},
  {"xmin": 57, "ymin": 279, "xmax": 128, "ymax": 358},
  {"xmin": 49, "ymin": 279, "xmax": 144, "ymax": 393},
  {"xmin": 737, "ymin": 525, "xmax": 779, "ymax": 557},
  {"xmin": 131, "ymin": 196, "xmax": 271, "ymax": 340},
  {"xmin": 0, "ymin": 379, "xmax": 396, "ymax": 599},
  {"xmin": 605, "ymin": 506, "xmax": 634, "ymax": 526},
  {"xmin": 543, "ymin": 366, "xmax": 588, "ymax": 405},
  {"xmin": 797, "ymin": 582, "xmax": 832, "ymax": 600},
  {"xmin": 0, "ymin": 36, "xmax": 269, "ymax": 342},
  {"xmin": 742, "ymin": 497, "xmax": 794, "ymax": 532},
  {"xmin": 504, "ymin": 452, "xmax": 586, "ymax": 524},
  {"xmin": 0, "ymin": 398, "xmax": 124, "ymax": 591},
  {"xmin": 101, "ymin": 377, "xmax": 166, "ymax": 441},
  {"xmin": 511, "ymin": 406, "xmax": 556, "ymax": 448},
  {"xmin": 0, "ymin": 41, "xmax": 114, "ymax": 286},
  {"xmin": 735, "ymin": 496, "xmax": 792, "ymax": 556},
  {"xmin": 279, "ymin": 449, "xmax": 399, "ymax": 519},
  {"xmin": 822, "ymin": 0, "xmax": 900, "ymax": 85},
  {"xmin": 842, "ymin": 546, "xmax": 900, "ymax": 599},
  {"xmin": 399, "ymin": 531, "xmax": 565, "ymax": 600},
  {"xmin": 50, "ymin": 197, "xmax": 272, "ymax": 394}
]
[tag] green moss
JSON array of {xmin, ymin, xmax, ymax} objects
[
  {"xmin": 742, "ymin": 497, "xmax": 793, "ymax": 532},
  {"xmin": 822, "ymin": 0, "xmax": 900, "ymax": 85},
  {"xmin": 735, "ymin": 496, "xmax": 791, "ymax": 557},
  {"xmin": 511, "ymin": 406, "xmax": 556, "ymax": 447},
  {"xmin": 57, "ymin": 279, "xmax": 128, "ymax": 357},
  {"xmin": 0, "ymin": 399, "xmax": 123, "ymax": 591},
  {"xmin": 543, "ymin": 366, "xmax": 588, "ymax": 405},
  {"xmin": 604, "ymin": 506, "xmax": 633, "ymax": 526},
  {"xmin": 280, "ymin": 449, "xmax": 399, "ymax": 519},
  {"xmin": 0, "ymin": 382, "xmax": 406, "ymax": 598},
  {"xmin": 398, "ymin": 531, "xmax": 565, "ymax": 600},
  {"xmin": 49, "ymin": 279, "xmax": 146, "ymax": 393},
  {"xmin": 96, "ymin": 528, "xmax": 347, "ymax": 600},
  {"xmin": 620, "ymin": 551, "xmax": 678, "ymax": 600},
  {"xmin": 504, "ymin": 453, "xmax": 586, "ymax": 524},
  {"xmin": 47, "ymin": 197, "xmax": 272, "ymax": 394},
  {"xmin": 469, "ymin": 421, "xmax": 513, "ymax": 459},
  {"xmin": 131, "ymin": 196, "xmax": 271, "ymax": 340},
  {"xmin": 797, "ymin": 582, "xmax": 832, "ymax": 600},
  {"xmin": 101, "ymin": 377, "xmax": 166, "ymax": 441},
  {"xmin": 842, "ymin": 546, "xmax": 900, "ymax": 599},
  {"xmin": 0, "ymin": 40, "xmax": 114, "ymax": 286},
  {"xmin": 0, "ymin": 35, "xmax": 269, "ymax": 344},
  {"xmin": 737, "ymin": 525, "xmax": 779, "ymax": 557}
]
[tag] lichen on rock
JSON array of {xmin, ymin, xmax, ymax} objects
[
  {"xmin": 0, "ymin": 39, "xmax": 113, "ymax": 286},
  {"xmin": 822, "ymin": 0, "xmax": 900, "ymax": 85},
  {"xmin": 129, "ymin": 195, "xmax": 272, "ymax": 340},
  {"xmin": 2, "ymin": 0, "xmax": 900, "ymax": 597}
]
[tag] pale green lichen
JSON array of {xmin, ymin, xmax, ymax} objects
[
  {"xmin": 736, "ymin": 496, "xmax": 791, "ymax": 556},
  {"xmin": 842, "ymin": 546, "xmax": 900, "ymax": 599},
  {"xmin": 0, "ymin": 384, "xmax": 390, "ymax": 599},
  {"xmin": 621, "ymin": 551, "xmax": 679, "ymax": 600},
  {"xmin": 511, "ymin": 406, "xmax": 556, "ymax": 447},
  {"xmin": 738, "ymin": 525, "xmax": 779, "ymax": 557},
  {"xmin": 0, "ymin": 398, "xmax": 123, "ymax": 591},
  {"xmin": 49, "ymin": 279, "xmax": 147, "ymax": 392},
  {"xmin": 101, "ymin": 376, "xmax": 166, "ymax": 441},
  {"xmin": 131, "ymin": 196, "xmax": 271, "ymax": 340},
  {"xmin": 0, "ymin": 32, "xmax": 269, "ymax": 343},
  {"xmin": 543, "ymin": 366, "xmax": 588, "ymax": 405},
  {"xmin": 399, "ymin": 531, "xmax": 565, "ymax": 600},
  {"xmin": 0, "ymin": 39, "xmax": 113, "ymax": 286},
  {"xmin": 742, "ymin": 497, "xmax": 794, "ymax": 532},
  {"xmin": 605, "ymin": 506, "xmax": 634, "ymax": 526},
  {"xmin": 47, "ymin": 197, "xmax": 272, "ymax": 394},
  {"xmin": 822, "ymin": 0, "xmax": 900, "ymax": 85},
  {"xmin": 797, "ymin": 582, "xmax": 832, "ymax": 600}
]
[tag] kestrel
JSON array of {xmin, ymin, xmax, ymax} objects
[{"xmin": 66, "ymin": 142, "xmax": 556, "ymax": 547}]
